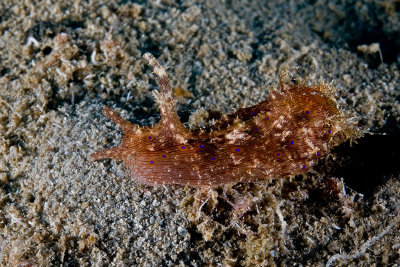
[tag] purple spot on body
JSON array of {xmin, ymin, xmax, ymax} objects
[
  {"xmin": 254, "ymin": 127, "xmax": 258, "ymax": 131},
  {"xmin": 210, "ymin": 157, "xmax": 215, "ymax": 160},
  {"xmin": 316, "ymin": 152, "xmax": 320, "ymax": 156},
  {"xmin": 266, "ymin": 116, "xmax": 270, "ymax": 120},
  {"xmin": 290, "ymin": 140, "xmax": 295, "ymax": 145},
  {"xmin": 305, "ymin": 110, "xmax": 310, "ymax": 114},
  {"xmin": 150, "ymin": 160, "xmax": 154, "ymax": 165},
  {"xmin": 235, "ymin": 148, "xmax": 241, "ymax": 152},
  {"xmin": 180, "ymin": 146, "xmax": 185, "ymax": 149},
  {"xmin": 277, "ymin": 153, "xmax": 281, "ymax": 156},
  {"xmin": 148, "ymin": 136, "xmax": 152, "ymax": 140},
  {"xmin": 162, "ymin": 155, "xmax": 166, "ymax": 158},
  {"xmin": 200, "ymin": 144, "xmax": 204, "ymax": 148},
  {"xmin": 302, "ymin": 165, "xmax": 306, "ymax": 170}
]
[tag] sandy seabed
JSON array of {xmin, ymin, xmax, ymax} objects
[{"xmin": 0, "ymin": 0, "xmax": 399, "ymax": 266}]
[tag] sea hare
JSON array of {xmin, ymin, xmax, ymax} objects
[{"xmin": 91, "ymin": 53, "xmax": 360, "ymax": 186}]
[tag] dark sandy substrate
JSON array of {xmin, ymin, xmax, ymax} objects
[{"xmin": 0, "ymin": 0, "xmax": 399, "ymax": 266}]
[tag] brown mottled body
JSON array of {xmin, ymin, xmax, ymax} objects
[{"xmin": 91, "ymin": 53, "xmax": 359, "ymax": 186}]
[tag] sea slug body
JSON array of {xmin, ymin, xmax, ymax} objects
[{"xmin": 91, "ymin": 53, "xmax": 359, "ymax": 187}]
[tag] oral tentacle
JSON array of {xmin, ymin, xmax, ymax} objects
[
  {"xmin": 90, "ymin": 146, "xmax": 125, "ymax": 161},
  {"xmin": 102, "ymin": 106, "xmax": 135, "ymax": 135}
]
